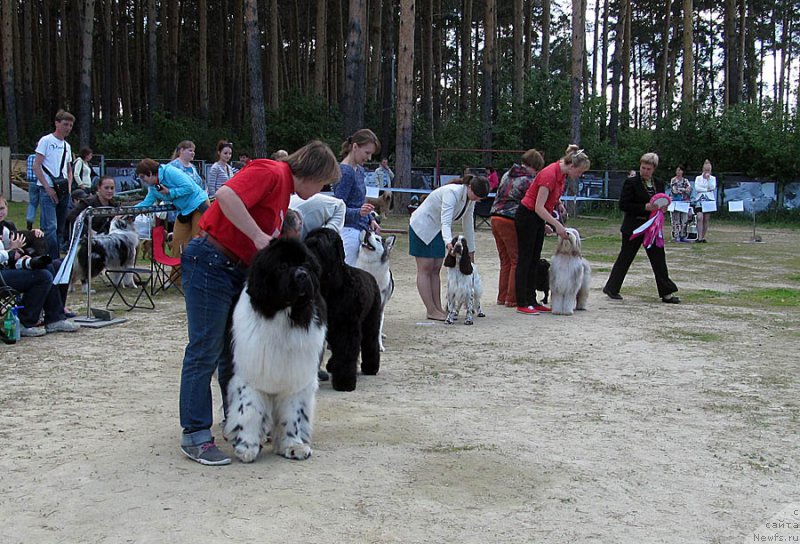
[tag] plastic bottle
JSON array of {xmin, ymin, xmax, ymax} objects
[
  {"xmin": 2, "ymin": 308, "xmax": 16, "ymax": 344},
  {"xmin": 12, "ymin": 306, "xmax": 21, "ymax": 342}
]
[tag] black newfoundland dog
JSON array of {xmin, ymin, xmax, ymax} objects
[
  {"xmin": 223, "ymin": 238, "xmax": 328, "ymax": 463},
  {"xmin": 304, "ymin": 228, "xmax": 382, "ymax": 392}
]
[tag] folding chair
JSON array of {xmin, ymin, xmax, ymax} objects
[
  {"xmin": 473, "ymin": 198, "xmax": 493, "ymax": 229},
  {"xmin": 104, "ymin": 267, "xmax": 155, "ymax": 311},
  {"xmin": 1, "ymin": 284, "xmax": 20, "ymax": 317},
  {"xmin": 150, "ymin": 226, "xmax": 183, "ymax": 296}
]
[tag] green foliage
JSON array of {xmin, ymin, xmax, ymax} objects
[{"xmin": 266, "ymin": 95, "xmax": 341, "ymax": 154}]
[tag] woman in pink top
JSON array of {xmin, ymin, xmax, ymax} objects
[{"xmin": 513, "ymin": 145, "xmax": 590, "ymax": 315}]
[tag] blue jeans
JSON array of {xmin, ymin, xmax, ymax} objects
[
  {"xmin": 0, "ymin": 268, "xmax": 66, "ymax": 327},
  {"xmin": 39, "ymin": 190, "xmax": 69, "ymax": 260},
  {"xmin": 26, "ymin": 183, "xmax": 41, "ymax": 226},
  {"xmin": 179, "ymin": 237, "xmax": 247, "ymax": 446}
]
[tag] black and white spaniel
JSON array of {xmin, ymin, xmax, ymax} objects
[
  {"xmin": 223, "ymin": 238, "xmax": 327, "ymax": 463},
  {"xmin": 443, "ymin": 235, "xmax": 484, "ymax": 325}
]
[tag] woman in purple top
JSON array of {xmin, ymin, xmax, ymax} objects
[{"xmin": 334, "ymin": 129, "xmax": 381, "ymax": 265}]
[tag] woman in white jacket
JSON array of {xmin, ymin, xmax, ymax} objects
[
  {"xmin": 408, "ymin": 174, "xmax": 490, "ymax": 320},
  {"xmin": 693, "ymin": 159, "xmax": 717, "ymax": 243}
]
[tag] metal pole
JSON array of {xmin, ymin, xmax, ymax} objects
[{"xmin": 85, "ymin": 207, "xmax": 94, "ymax": 316}]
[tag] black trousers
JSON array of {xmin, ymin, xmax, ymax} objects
[
  {"xmin": 604, "ymin": 232, "xmax": 678, "ymax": 298},
  {"xmin": 514, "ymin": 204, "xmax": 545, "ymax": 307}
]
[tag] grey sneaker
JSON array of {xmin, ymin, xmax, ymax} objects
[
  {"xmin": 181, "ymin": 441, "xmax": 231, "ymax": 466},
  {"xmin": 20, "ymin": 325, "xmax": 47, "ymax": 337},
  {"xmin": 46, "ymin": 320, "xmax": 80, "ymax": 333}
]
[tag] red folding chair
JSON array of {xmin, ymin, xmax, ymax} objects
[{"xmin": 150, "ymin": 226, "xmax": 183, "ymax": 296}]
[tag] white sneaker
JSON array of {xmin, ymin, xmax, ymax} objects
[
  {"xmin": 46, "ymin": 320, "xmax": 80, "ymax": 333},
  {"xmin": 20, "ymin": 325, "xmax": 47, "ymax": 337}
]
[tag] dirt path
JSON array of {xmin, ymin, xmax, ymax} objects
[{"xmin": 1, "ymin": 220, "xmax": 798, "ymax": 543}]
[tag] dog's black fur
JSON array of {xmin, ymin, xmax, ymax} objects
[
  {"xmin": 246, "ymin": 238, "xmax": 326, "ymax": 326},
  {"xmin": 533, "ymin": 258, "xmax": 550, "ymax": 305},
  {"xmin": 304, "ymin": 228, "xmax": 382, "ymax": 392}
]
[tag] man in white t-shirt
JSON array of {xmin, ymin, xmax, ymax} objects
[{"xmin": 33, "ymin": 109, "xmax": 74, "ymax": 260}]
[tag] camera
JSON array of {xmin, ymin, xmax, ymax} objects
[{"xmin": 154, "ymin": 183, "xmax": 163, "ymax": 191}]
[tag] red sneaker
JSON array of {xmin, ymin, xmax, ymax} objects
[
  {"xmin": 533, "ymin": 304, "xmax": 551, "ymax": 312},
  {"xmin": 516, "ymin": 306, "xmax": 540, "ymax": 315}
]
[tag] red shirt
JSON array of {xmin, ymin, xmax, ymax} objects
[
  {"xmin": 520, "ymin": 161, "xmax": 565, "ymax": 214},
  {"xmin": 199, "ymin": 159, "xmax": 293, "ymax": 266}
]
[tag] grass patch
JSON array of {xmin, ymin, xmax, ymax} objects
[
  {"xmin": 662, "ymin": 330, "xmax": 722, "ymax": 342},
  {"xmin": 742, "ymin": 288, "xmax": 800, "ymax": 307},
  {"xmin": 422, "ymin": 443, "xmax": 497, "ymax": 454}
]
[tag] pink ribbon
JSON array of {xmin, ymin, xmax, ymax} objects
[{"xmin": 630, "ymin": 193, "xmax": 671, "ymax": 249}]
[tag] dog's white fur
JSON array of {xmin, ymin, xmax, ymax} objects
[
  {"xmin": 224, "ymin": 291, "xmax": 327, "ymax": 463},
  {"xmin": 74, "ymin": 216, "xmax": 139, "ymax": 290},
  {"xmin": 444, "ymin": 235, "xmax": 484, "ymax": 325},
  {"xmin": 549, "ymin": 227, "xmax": 591, "ymax": 315},
  {"xmin": 354, "ymin": 230, "xmax": 395, "ymax": 351}
]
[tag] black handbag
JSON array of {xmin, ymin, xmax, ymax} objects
[{"xmin": 42, "ymin": 145, "xmax": 70, "ymax": 199}]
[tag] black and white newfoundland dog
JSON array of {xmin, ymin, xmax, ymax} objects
[
  {"xmin": 74, "ymin": 216, "xmax": 139, "ymax": 290},
  {"xmin": 223, "ymin": 238, "xmax": 327, "ymax": 463},
  {"xmin": 443, "ymin": 235, "xmax": 484, "ymax": 325},
  {"xmin": 549, "ymin": 227, "xmax": 591, "ymax": 315},
  {"xmin": 304, "ymin": 228, "xmax": 382, "ymax": 392}
]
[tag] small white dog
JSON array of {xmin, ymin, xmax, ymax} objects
[
  {"xmin": 354, "ymin": 230, "xmax": 396, "ymax": 351},
  {"xmin": 443, "ymin": 235, "xmax": 484, "ymax": 325},
  {"xmin": 549, "ymin": 227, "xmax": 591, "ymax": 315}
]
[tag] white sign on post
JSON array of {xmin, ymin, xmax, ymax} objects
[
  {"xmin": 701, "ymin": 200, "xmax": 717, "ymax": 213},
  {"xmin": 728, "ymin": 200, "xmax": 745, "ymax": 212}
]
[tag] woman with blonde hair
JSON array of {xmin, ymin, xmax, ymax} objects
[
  {"xmin": 693, "ymin": 159, "xmax": 717, "ymax": 243},
  {"xmin": 514, "ymin": 145, "xmax": 590, "ymax": 315},
  {"xmin": 334, "ymin": 128, "xmax": 381, "ymax": 265},
  {"xmin": 169, "ymin": 140, "xmax": 206, "ymax": 191}
]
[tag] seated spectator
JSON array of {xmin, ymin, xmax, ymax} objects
[{"xmin": 66, "ymin": 176, "xmax": 120, "ymax": 235}]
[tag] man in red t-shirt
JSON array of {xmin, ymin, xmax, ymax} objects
[{"xmin": 177, "ymin": 141, "xmax": 340, "ymax": 466}]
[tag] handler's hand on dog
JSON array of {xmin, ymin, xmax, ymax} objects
[
  {"xmin": 359, "ymin": 203, "xmax": 375, "ymax": 217},
  {"xmin": 555, "ymin": 224, "xmax": 568, "ymax": 239},
  {"xmin": 253, "ymin": 232, "xmax": 273, "ymax": 250}
]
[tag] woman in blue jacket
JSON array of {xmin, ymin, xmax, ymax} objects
[{"xmin": 135, "ymin": 159, "xmax": 210, "ymax": 259}]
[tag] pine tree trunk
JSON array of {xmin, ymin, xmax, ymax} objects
[
  {"xmin": 269, "ymin": 0, "xmax": 280, "ymax": 110},
  {"xmin": 367, "ymin": 0, "xmax": 382, "ymax": 105},
  {"xmin": 657, "ymin": 0, "xmax": 672, "ymax": 122},
  {"xmin": 244, "ymin": 0, "xmax": 267, "ymax": 155},
  {"xmin": 421, "ymin": 0, "xmax": 434, "ymax": 132},
  {"xmin": 314, "ymin": 0, "xmax": 327, "ymax": 97},
  {"xmin": 344, "ymin": 0, "xmax": 367, "ymax": 136},
  {"xmin": 396, "ymin": 0, "xmax": 415, "ymax": 189},
  {"xmin": 608, "ymin": 1, "xmax": 625, "ymax": 146},
  {"xmin": 381, "ymin": 0, "xmax": 395, "ymax": 155},
  {"xmin": 77, "ymin": 0, "xmax": 94, "ymax": 147},
  {"xmin": 724, "ymin": 0, "xmax": 739, "ymax": 106},
  {"xmin": 22, "ymin": 1, "xmax": 34, "ymax": 124},
  {"xmin": 600, "ymin": 0, "xmax": 608, "ymax": 135},
  {"xmin": 591, "ymin": 0, "xmax": 600, "ymax": 98},
  {"xmin": 231, "ymin": 0, "xmax": 243, "ymax": 130},
  {"xmin": 513, "ymin": 0, "xmax": 524, "ymax": 107},
  {"xmin": 481, "ymin": 0, "xmax": 495, "ymax": 164},
  {"xmin": 146, "ymin": 0, "xmax": 158, "ymax": 124},
  {"xmin": 542, "ymin": 0, "xmax": 551, "ymax": 74},
  {"xmin": 570, "ymin": 0, "xmax": 584, "ymax": 145},
  {"xmin": 198, "ymin": 0, "xmax": 209, "ymax": 123},
  {"xmin": 620, "ymin": 0, "xmax": 630, "ymax": 131},
  {"xmin": 103, "ymin": 0, "xmax": 114, "ymax": 130},
  {"xmin": 432, "ymin": 0, "xmax": 442, "ymax": 131},
  {"xmin": 168, "ymin": 0, "xmax": 179, "ymax": 115},
  {"xmin": 524, "ymin": 0, "xmax": 532, "ymax": 74},
  {"xmin": 681, "ymin": 0, "xmax": 693, "ymax": 120},
  {"xmin": 1, "ymin": 0, "xmax": 19, "ymax": 150},
  {"xmin": 459, "ymin": 0, "xmax": 472, "ymax": 113}
]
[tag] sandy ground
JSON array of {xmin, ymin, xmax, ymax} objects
[{"xmin": 1, "ymin": 219, "xmax": 798, "ymax": 544}]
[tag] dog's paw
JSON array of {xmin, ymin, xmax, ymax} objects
[
  {"xmin": 280, "ymin": 443, "xmax": 312, "ymax": 460},
  {"xmin": 477, "ymin": 311, "xmax": 485, "ymax": 317},
  {"xmin": 445, "ymin": 318, "xmax": 455, "ymax": 325},
  {"xmin": 233, "ymin": 441, "xmax": 262, "ymax": 463},
  {"xmin": 464, "ymin": 318, "xmax": 474, "ymax": 325},
  {"xmin": 331, "ymin": 373, "xmax": 357, "ymax": 392}
]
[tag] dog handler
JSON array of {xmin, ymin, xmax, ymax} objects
[
  {"xmin": 514, "ymin": 145, "xmax": 590, "ymax": 315},
  {"xmin": 409, "ymin": 174, "xmax": 490, "ymax": 321},
  {"xmin": 176, "ymin": 141, "xmax": 340, "ymax": 465},
  {"xmin": 603, "ymin": 152, "xmax": 680, "ymax": 304}
]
